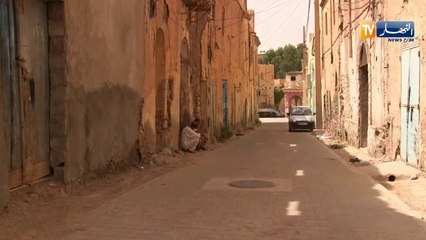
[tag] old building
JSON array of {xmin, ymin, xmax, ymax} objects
[
  {"xmin": 304, "ymin": 33, "xmax": 316, "ymax": 113},
  {"xmin": 0, "ymin": 0, "xmax": 147, "ymax": 208},
  {"xmin": 317, "ymin": 0, "xmax": 426, "ymax": 169},
  {"xmin": 283, "ymin": 72, "xmax": 304, "ymax": 114},
  {"xmin": 206, "ymin": 0, "xmax": 260, "ymax": 138},
  {"xmin": 258, "ymin": 64, "xmax": 275, "ymax": 108},
  {"xmin": 0, "ymin": 0, "xmax": 261, "ymax": 209}
]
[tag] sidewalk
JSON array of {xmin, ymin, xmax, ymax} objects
[{"xmin": 317, "ymin": 132, "xmax": 426, "ymax": 216}]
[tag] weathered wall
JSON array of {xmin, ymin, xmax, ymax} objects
[
  {"xmin": 0, "ymin": 0, "xmax": 12, "ymax": 210},
  {"xmin": 258, "ymin": 64, "xmax": 275, "ymax": 108},
  {"xmin": 207, "ymin": 0, "xmax": 255, "ymax": 137},
  {"xmin": 384, "ymin": 0, "xmax": 426, "ymax": 167},
  {"xmin": 306, "ymin": 34, "xmax": 316, "ymax": 113},
  {"xmin": 63, "ymin": 0, "xmax": 146, "ymax": 182},
  {"xmin": 320, "ymin": 0, "xmax": 342, "ymax": 133},
  {"xmin": 143, "ymin": 0, "xmax": 183, "ymax": 153},
  {"xmin": 319, "ymin": 0, "xmax": 426, "ymax": 169}
]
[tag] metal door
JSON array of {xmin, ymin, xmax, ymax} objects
[
  {"xmin": 222, "ymin": 80, "xmax": 228, "ymax": 128},
  {"xmin": 11, "ymin": 0, "xmax": 50, "ymax": 187},
  {"xmin": 401, "ymin": 46, "xmax": 420, "ymax": 166}
]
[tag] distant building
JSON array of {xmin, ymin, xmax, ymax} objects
[
  {"xmin": 258, "ymin": 64, "xmax": 275, "ymax": 109},
  {"xmin": 282, "ymin": 72, "xmax": 304, "ymax": 114}
]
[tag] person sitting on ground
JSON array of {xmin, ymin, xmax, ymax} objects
[{"xmin": 180, "ymin": 119, "xmax": 208, "ymax": 152}]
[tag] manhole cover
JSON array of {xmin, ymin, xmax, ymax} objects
[{"xmin": 228, "ymin": 180, "xmax": 275, "ymax": 189}]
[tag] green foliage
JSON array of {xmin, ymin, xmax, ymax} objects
[
  {"xmin": 259, "ymin": 43, "xmax": 304, "ymax": 78},
  {"xmin": 274, "ymin": 86, "xmax": 284, "ymax": 108}
]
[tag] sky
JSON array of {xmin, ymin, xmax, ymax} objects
[{"xmin": 247, "ymin": 0, "xmax": 315, "ymax": 52}]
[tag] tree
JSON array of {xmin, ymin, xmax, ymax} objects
[
  {"xmin": 259, "ymin": 44, "xmax": 303, "ymax": 78},
  {"xmin": 274, "ymin": 86, "xmax": 284, "ymax": 109}
]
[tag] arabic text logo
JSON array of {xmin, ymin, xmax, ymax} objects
[
  {"xmin": 360, "ymin": 20, "xmax": 376, "ymax": 39},
  {"xmin": 376, "ymin": 21, "xmax": 414, "ymax": 38}
]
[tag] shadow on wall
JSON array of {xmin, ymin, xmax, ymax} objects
[{"xmin": 65, "ymin": 84, "xmax": 144, "ymax": 182}]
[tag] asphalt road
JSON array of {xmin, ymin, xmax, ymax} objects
[{"xmin": 56, "ymin": 120, "xmax": 426, "ymax": 240}]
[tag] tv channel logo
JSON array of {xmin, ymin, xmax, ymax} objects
[
  {"xmin": 377, "ymin": 21, "xmax": 414, "ymax": 38},
  {"xmin": 360, "ymin": 21, "xmax": 415, "ymax": 39},
  {"xmin": 360, "ymin": 20, "xmax": 376, "ymax": 39}
]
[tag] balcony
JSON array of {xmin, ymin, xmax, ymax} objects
[{"xmin": 183, "ymin": 0, "xmax": 213, "ymax": 11}]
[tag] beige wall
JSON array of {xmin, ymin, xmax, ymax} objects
[
  {"xmin": 64, "ymin": 0, "xmax": 146, "ymax": 181},
  {"xmin": 143, "ymin": 0, "xmax": 184, "ymax": 153},
  {"xmin": 384, "ymin": 0, "xmax": 426, "ymax": 168},
  {"xmin": 208, "ymin": 0, "xmax": 258, "ymax": 137},
  {"xmin": 258, "ymin": 64, "xmax": 275, "ymax": 108},
  {"xmin": 319, "ymin": 0, "xmax": 426, "ymax": 169}
]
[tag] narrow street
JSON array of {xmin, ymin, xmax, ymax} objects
[{"xmin": 52, "ymin": 121, "xmax": 426, "ymax": 240}]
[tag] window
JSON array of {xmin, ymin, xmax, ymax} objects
[
  {"xmin": 208, "ymin": 45, "xmax": 213, "ymax": 64},
  {"xmin": 149, "ymin": 0, "xmax": 156, "ymax": 18},
  {"xmin": 291, "ymin": 76, "xmax": 296, "ymax": 81}
]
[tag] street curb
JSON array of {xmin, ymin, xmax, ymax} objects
[{"xmin": 314, "ymin": 135, "xmax": 425, "ymax": 221}]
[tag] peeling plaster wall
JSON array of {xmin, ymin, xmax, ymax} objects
[
  {"xmin": 63, "ymin": 0, "xmax": 146, "ymax": 182},
  {"xmin": 144, "ymin": 0, "xmax": 183, "ymax": 153},
  {"xmin": 320, "ymin": 0, "xmax": 343, "ymax": 134},
  {"xmin": 208, "ymin": 0, "xmax": 256, "ymax": 137},
  {"xmin": 258, "ymin": 64, "xmax": 275, "ymax": 108},
  {"xmin": 320, "ymin": 0, "xmax": 426, "ymax": 167},
  {"xmin": 384, "ymin": 0, "xmax": 426, "ymax": 167}
]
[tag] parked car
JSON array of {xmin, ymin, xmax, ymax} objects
[
  {"xmin": 258, "ymin": 108, "xmax": 278, "ymax": 118},
  {"xmin": 288, "ymin": 106, "xmax": 315, "ymax": 132},
  {"xmin": 276, "ymin": 110, "xmax": 285, "ymax": 118}
]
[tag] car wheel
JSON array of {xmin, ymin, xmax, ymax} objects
[{"xmin": 289, "ymin": 128, "xmax": 293, "ymax": 132}]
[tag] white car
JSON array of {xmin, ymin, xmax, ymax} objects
[{"xmin": 288, "ymin": 106, "xmax": 316, "ymax": 132}]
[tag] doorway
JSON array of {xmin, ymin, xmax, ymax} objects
[
  {"xmin": 7, "ymin": 0, "xmax": 54, "ymax": 189},
  {"xmin": 400, "ymin": 46, "xmax": 420, "ymax": 166},
  {"xmin": 358, "ymin": 44, "xmax": 369, "ymax": 148}
]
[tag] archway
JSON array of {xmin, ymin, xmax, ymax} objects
[
  {"xmin": 291, "ymin": 95, "xmax": 302, "ymax": 107},
  {"xmin": 180, "ymin": 38, "xmax": 191, "ymax": 133},
  {"xmin": 358, "ymin": 44, "xmax": 369, "ymax": 148},
  {"xmin": 155, "ymin": 29, "xmax": 166, "ymax": 151}
]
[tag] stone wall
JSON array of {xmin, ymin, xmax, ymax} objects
[
  {"xmin": 319, "ymin": 0, "xmax": 426, "ymax": 169},
  {"xmin": 63, "ymin": 0, "xmax": 146, "ymax": 182},
  {"xmin": 258, "ymin": 64, "xmax": 275, "ymax": 108},
  {"xmin": 143, "ymin": 0, "xmax": 183, "ymax": 153}
]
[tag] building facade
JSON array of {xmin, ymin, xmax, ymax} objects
[
  {"xmin": 282, "ymin": 72, "xmax": 304, "ymax": 114},
  {"xmin": 304, "ymin": 34, "xmax": 316, "ymax": 114},
  {"xmin": 0, "ymin": 0, "xmax": 260, "ymax": 209},
  {"xmin": 258, "ymin": 64, "xmax": 275, "ymax": 108},
  {"xmin": 317, "ymin": 0, "xmax": 426, "ymax": 169}
]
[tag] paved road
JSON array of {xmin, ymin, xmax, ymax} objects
[{"xmin": 56, "ymin": 122, "xmax": 426, "ymax": 240}]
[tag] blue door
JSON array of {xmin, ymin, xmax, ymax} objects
[
  {"xmin": 222, "ymin": 80, "xmax": 229, "ymax": 128},
  {"xmin": 401, "ymin": 46, "xmax": 420, "ymax": 166}
]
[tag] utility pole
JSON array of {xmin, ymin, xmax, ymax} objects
[{"xmin": 314, "ymin": 0, "xmax": 323, "ymax": 128}]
